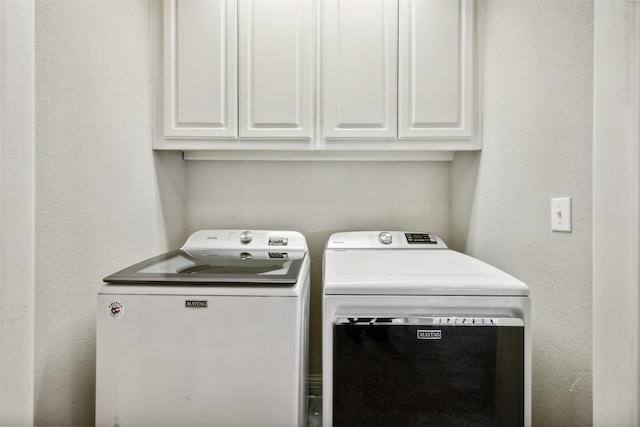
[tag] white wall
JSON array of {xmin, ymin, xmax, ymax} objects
[
  {"xmin": 452, "ymin": 1, "xmax": 593, "ymax": 425},
  {"xmin": 35, "ymin": 1, "xmax": 186, "ymax": 425},
  {"xmin": 0, "ymin": 1, "xmax": 35, "ymax": 425},
  {"xmin": 187, "ymin": 160, "xmax": 451, "ymax": 375},
  {"xmin": 593, "ymin": 2, "xmax": 640, "ymax": 425}
]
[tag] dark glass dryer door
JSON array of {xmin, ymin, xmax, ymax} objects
[{"xmin": 333, "ymin": 316, "xmax": 524, "ymax": 427}]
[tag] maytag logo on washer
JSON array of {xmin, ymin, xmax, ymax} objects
[
  {"xmin": 417, "ymin": 330, "xmax": 442, "ymax": 340},
  {"xmin": 185, "ymin": 300, "xmax": 208, "ymax": 308},
  {"xmin": 108, "ymin": 301, "xmax": 124, "ymax": 318}
]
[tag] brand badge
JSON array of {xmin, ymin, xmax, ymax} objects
[
  {"xmin": 108, "ymin": 301, "xmax": 124, "ymax": 318},
  {"xmin": 417, "ymin": 330, "xmax": 441, "ymax": 340},
  {"xmin": 185, "ymin": 300, "xmax": 208, "ymax": 308}
]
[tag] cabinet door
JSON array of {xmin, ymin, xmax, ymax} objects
[
  {"xmin": 398, "ymin": 0, "xmax": 474, "ymax": 139},
  {"xmin": 239, "ymin": 0, "xmax": 314, "ymax": 139},
  {"xmin": 163, "ymin": 0, "xmax": 237, "ymax": 138},
  {"xmin": 322, "ymin": 0, "xmax": 398, "ymax": 139}
]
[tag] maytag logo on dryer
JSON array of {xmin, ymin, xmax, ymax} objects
[
  {"xmin": 417, "ymin": 330, "xmax": 442, "ymax": 340},
  {"xmin": 185, "ymin": 300, "xmax": 208, "ymax": 308}
]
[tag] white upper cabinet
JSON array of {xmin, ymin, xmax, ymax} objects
[
  {"xmin": 159, "ymin": 0, "xmax": 479, "ymax": 157},
  {"xmin": 322, "ymin": 0, "xmax": 398, "ymax": 139},
  {"xmin": 320, "ymin": 0, "xmax": 478, "ymax": 150},
  {"xmin": 161, "ymin": 0, "xmax": 314, "ymax": 144},
  {"xmin": 239, "ymin": 0, "xmax": 314, "ymax": 139},
  {"xmin": 398, "ymin": 0, "xmax": 474, "ymax": 140},
  {"xmin": 163, "ymin": 0, "xmax": 237, "ymax": 138}
]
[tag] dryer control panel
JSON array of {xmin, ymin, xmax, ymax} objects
[{"xmin": 326, "ymin": 231, "xmax": 448, "ymax": 249}]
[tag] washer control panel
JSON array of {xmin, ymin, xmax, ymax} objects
[
  {"xmin": 327, "ymin": 231, "xmax": 448, "ymax": 249},
  {"xmin": 182, "ymin": 230, "xmax": 307, "ymax": 251}
]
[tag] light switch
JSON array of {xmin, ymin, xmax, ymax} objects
[{"xmin": 551, "ymin": 197, "xmax": 572, "ymax": 232}]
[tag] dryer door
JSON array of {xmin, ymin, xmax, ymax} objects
[{"xmin": 333, "ymin": 316, "xmax": 524, "ymax": 427}]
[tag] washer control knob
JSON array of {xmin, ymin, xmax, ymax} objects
[
  {"xmin": 240, "ymin": 230, "xmax": 253, "ymax": 244},
  {"xmin": 378, "ymin": 231, "xmax": 393, "ymax": 245}
]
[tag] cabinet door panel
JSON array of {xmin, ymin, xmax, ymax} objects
[
  {"xmin": 323, "ymin": 0, "xmax": 398, "ymax": 139},
  {"xmin": 399, "ymin": 0, "xmax": 474, "ymax": 139},
  {"xmin": 164, "ymin": 0, "xmax": 237, "ymax": 138},
  {"xmin": 239, "ymin": 0, "xmax": 314, "ymax": 139}
]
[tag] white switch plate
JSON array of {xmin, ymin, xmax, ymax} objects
[{"xmin": 551, "ymin": 197, "xmax": 572, "ymax": 232}]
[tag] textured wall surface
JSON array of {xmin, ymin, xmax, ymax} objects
[
  {"xmin": 593, "ymin": 2, "xmax": 640, "ymax": 425},
  {"xmin": 35, "ymin": 1, "xmax": 186, "ymax": 425},
  {"xmin": 451, "ymin": 1, "xmax": 593, "ymax": 426},
  {"xmin": 187, "ymin": 160, "xmax": 451, "ymax": 375},
  {"xmin": 0, "ymin": 2, "xmax": 35, "ymax": 424}
]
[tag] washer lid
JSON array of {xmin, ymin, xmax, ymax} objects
[
  {"xmin": 323, "ymin": 249, "xmax": 529, "ymax": 296},
  {"xmin": 104, "ymin": 230, "xmax": 308, "ymax": 286},
  {"xmin": 104, "ymin": 249, "xmax": 306, "ymax": 285}
]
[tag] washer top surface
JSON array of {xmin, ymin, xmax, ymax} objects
[
  {"xmin": 101, "ymin": 230, "xmax": 309, "ymax": 296},
  {"xmin": 324, "ymin": 231, "xmax": 528, "ymax": 297}
]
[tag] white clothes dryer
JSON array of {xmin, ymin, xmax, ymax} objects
[
  {"xmin": 322, "ymin": 231, "xmax": 530, "ymax": 427},
  {"xmin": 96, "ymin": 230, "xmax": 310, "ymax": 427}
]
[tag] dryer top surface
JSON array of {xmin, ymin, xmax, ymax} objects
[{"xmin": 323, "ymin": 248, "xmax": 529, "ymax": 297}]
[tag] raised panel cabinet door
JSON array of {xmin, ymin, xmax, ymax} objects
[
  {"xmin": 322, "ymin": 0, "xmax": 398, "ymax": 139},
  {"xmin": 164, "ymin": 0, "xmax": 238, "ymax": 138},
  {"xmin": 239, "ymin": 0, "xmax": 314, "ymax": 139},
  {"xmin": 398, "ymin": 0, "xmax": 474, "ymax": 139}
]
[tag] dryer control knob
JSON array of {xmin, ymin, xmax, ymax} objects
[
  {"xmin": 378, "ymin": 231, "xmax": 393, "ymax": 245},
  {"xmin": 240, "ymin": 231, "xmax": 253, "ymax": 244}
]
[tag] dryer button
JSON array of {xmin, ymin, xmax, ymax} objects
[{"xmin": 378, "ymin": 231, "xmax": 393, "ymax": 245}]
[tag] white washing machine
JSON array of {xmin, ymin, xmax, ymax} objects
[
  {"xmin": 96, "ymin": 230, "xmax": 310, "ymax": 427},
  {"xmin": 322, "ymin": 231, "xmax": 531, "ymax": 427}
]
